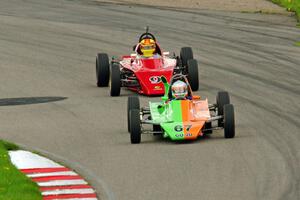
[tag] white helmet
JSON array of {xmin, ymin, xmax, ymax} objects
[{"xmin": 172, "ymin": 80, "xmax": 188, "ymax": 99}]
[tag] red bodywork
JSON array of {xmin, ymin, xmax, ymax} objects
[{"xmin": 119, "ymin": 44, "xmax": 177, "ymax": 96}]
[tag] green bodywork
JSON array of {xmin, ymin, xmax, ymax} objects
[{"xmin": 149, "ymin": 100, "xmax": 186, "ymax": 140}]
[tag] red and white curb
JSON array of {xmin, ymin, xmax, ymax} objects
[{"xmin": 9, "ymin": 150, "xmax": 98, "ymax": 200}]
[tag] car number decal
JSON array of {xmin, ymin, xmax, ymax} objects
[
  {"xmin": 185, "ymin": 125, "xmax": 192, "ymax": 131},
  {"xmin": 174, "ymin": 125, "xmax": 192, "ymax": 133},
  {"xmin": 174, "ymin": 125, "xmax": 183, "ymax": 132},
  {"xmin": 149, "ymin": 76, "xmax": 161, "ymax": 84}
]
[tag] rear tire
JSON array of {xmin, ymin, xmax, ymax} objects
[
  {"xmin": 127, "ymin": 96, "xmax": 140, "ymax": 132},
  {"xmin": 216, "ymin": 91, "xmax": 230, "ymax": 127},
  {"xmin": 96, "ymin": 53, "xmax": 110, "ymax": 87},
  {"xmin": 110, "ymin": 63, "xmax": 121, "ymax": 96},
  {"xmin": 180, "ymin": 47, "xmax": 193, "ymax": 66},
  {"xmin": 130, "ymin": 109, "xmax": 141, "ymax": 144},
  {"xmin": 224, "ymin": 104, "xmax": 235, "ymax": 138},
  {"xmin": 187, "ymin": 59, "xmax": 199, "ymax": 91}
]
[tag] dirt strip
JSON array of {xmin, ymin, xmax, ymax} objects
[{"xmin": 98, "ymin": 0, "xmax": 288, "ymax": 13}]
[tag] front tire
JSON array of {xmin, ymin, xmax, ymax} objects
[
  {"xmin": 130, "ymin": 109, "xmax": 141, "ymax": 144},
  {"xmin": 216, "ymin": 91, "xmax": 230, "ymax": 127},
  {"xmin": 127, "ymin": 96, "xmax": 140, "ymax": 132},
  {"xmin": 224, "ymin": 104, "xmax": 235, "ymax": 138},
  {"xmin": 180, "ymin": 47, "xmax": 193, "ymax": 66},
  {"xmin": 96, "ymin": 53, "xmax": 110, "ymax": 87},
  {"xmin": 187, "ymin": 59, "xmax": 199, "ymax": 91},
  {"xmin": 110, "ymin": 63, "xmax": 121, "ymax": 96}
]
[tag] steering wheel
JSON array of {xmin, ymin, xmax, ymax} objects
[{"xmin": 139, "ymin": 32, "xmax": 156, "ymax": 42}]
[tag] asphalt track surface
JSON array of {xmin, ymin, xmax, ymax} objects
[{"xmin": 0, "ymin": 0, "xmax": 299, "ymax": 200}]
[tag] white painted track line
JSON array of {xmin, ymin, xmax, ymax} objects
[
  {"xmin": 38, "ymin": 179, "xmax": 88, "ymax": 187},
  {"xmin": 28, "ymin": 171, "xmax": 77, "ymax": 177},
  {"xmin": 58, "ymin": 198, "xmax": 97, "ymax": 200},
  {"xmin": 42, "ymin": 188, "xmax": 95, "ymax": 195},
  {"xmin": 9, "ymin": 150, "xmax": 62, "ymax": 168}
]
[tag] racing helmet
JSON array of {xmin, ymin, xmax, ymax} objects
[
  {"xmin": 140, "ymin": 38, "xmax": 156, "ymax": 57},
  {"xmin": 172, "ymin": 80, "xmax": 188, "ymax": 99}
]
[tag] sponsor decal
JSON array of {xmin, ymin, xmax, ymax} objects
[
  {"xmin": 175, "ymin": 133, "xmax": 192, "ymax": 137},
  {"xmin": 149, "ymin": 76, "xmax": 161, "ymax": 84},
  {"xmin": 154, "ymin": 85, "xmax": 162, "ymax": 90}
]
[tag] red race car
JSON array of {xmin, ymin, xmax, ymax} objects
[{"xmin": 96, "ymin": 28, "xmax": 199, "ymax": 96}]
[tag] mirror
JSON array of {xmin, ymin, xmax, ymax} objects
[
  {"xmin": 161, "ymin": 96, "xmax": 168, "ymax": 101},
  {"xmin": 157, "ymin": 104, "xmax": 165, "ymax": 114},
  {"xmin": 133, "ymin": 44, "xmax": 137, "ymax": 51},
  {"xmin": 192, "ymin": 95, "xmax": 200, "ymax": 100},
  {"xmin": 161, "ymin": 76, "xmax": 167, "ymax": 84}
]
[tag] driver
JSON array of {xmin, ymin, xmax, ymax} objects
[
  {"xmin": 139, "ymin": 38, "xmax": 159, "ymax": 58},
  {"xmin": 171, "ymin": 80, "xmax": 190, "ymax": 100}
]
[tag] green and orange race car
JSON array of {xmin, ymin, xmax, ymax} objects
[{"xmin": 127, "ymin": 74, "xmax": 235, "ymax": 144}]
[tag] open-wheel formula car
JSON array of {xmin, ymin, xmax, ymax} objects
[
  {"xmin": 127, "ymin": 74, "xmax": 235, "ymax": 144},
  {"xmin": 96, "ymin": 27, "xmax": 199, "ymax": 96}
]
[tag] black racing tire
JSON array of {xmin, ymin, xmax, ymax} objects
[
  {"xmin": 130, "ymin": 109, "xmax": 141, "ymax": 144},
  {"xmin": 180, "ymin": 47, "xmax": 193, "ymax": 66},
  {"xmin": 109, "ymin": 63, "xmax": 121, "ymax": 96},
  {"xmin": 216, "ymin": 91, "xmax": 230, "ymax": 127},
  {"xmin": 203, "ymin": 122, "xmax": 212, "ymax": 134},
  {"xmin": 187, "ymin": 59, "xmax": 199, "ymax": 91},
  {"xmin": 224, "ymin": 104, "xmax": 235, "ymax": 138},
  {"xmin": 96, "ymin": 53, "xmax": 110, "ymax": 87},
  {"xmin": 127, "ymin": 96, "xmax": 140, "ymax": 132}
]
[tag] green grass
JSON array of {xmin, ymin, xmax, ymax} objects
[
  {"xmin": 0, "ymin": 140, "xmax": 42, "ymax": 200},
  {"xmin": 271, "ymin": 0, "xmax": 300, "ymax": 20}
]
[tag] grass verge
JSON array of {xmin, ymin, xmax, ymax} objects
[
  {"xmin": 0, "ymin": 140, "xmax": 42, "ymax": 200},
  {"xmin": 271, "ymin": 0, "xmax": 300, "ymax": 21}
]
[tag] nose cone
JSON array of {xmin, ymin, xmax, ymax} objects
[
  {"xmin": 160, "ymin": 100, "xmax": 207, "ymax": 140},
  {"xmin": 161, "ymin": 121, "xmax": 204, "ymax": 140},
  {"xmin": 134, "ymin": 67, "xmax": 173, "ymax": 96}
]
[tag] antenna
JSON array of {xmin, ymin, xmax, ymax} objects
[{"xmin": 146, "ymin": 26, "xmax": 149, "ymax": 33}]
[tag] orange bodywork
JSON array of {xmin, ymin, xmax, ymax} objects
[{"xmin": 180, "ymin": 99, "xmax": 211, "ymax": 139}]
